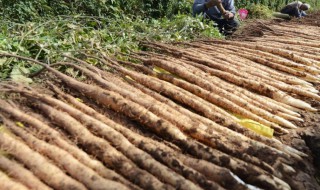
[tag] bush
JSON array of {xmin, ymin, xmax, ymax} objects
[
  {"xmin": 0, "ymin": 0, "xmax": 194, "ymax": 23},
  {"xmin": 0, "ymin": 0, "xmax": 121, "ymax": 22},
  {"xmin": 247, "ymin": 4, "xmax": 273, "ymax": 19}
]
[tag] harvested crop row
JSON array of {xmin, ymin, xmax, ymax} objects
[
  {"xmin": 49, "ymin": 82, "xmax": 232, "ymax": 190},
  {"xmin": 258, "ymin": 42, "xmax": 320, "ymax": 58},
  {"xmin": 4, "ymin": 119, "xmax": 127, "ymax": 190},
  {"xmin": 51, "ymin": 81, "xmax": 253, "ymax": 189},
  {"xmin": 183, "ymin": 47, "xmax": 320, "ymax": 101},
  {"xmin": 0, "ymin": 18, "xmax": 319, "ymax": 190},
  {"xmin": 80, "ymin": 59, "xmax": 302, "ymax": 162},
  {"xmin": 0, "ymin": 169, "xmax": 29, "ymax": 190},
  {"xmin": 10, "ymin": 84, "xmax": 205, "ymax": 190},
  {"xmin": 258, "ymin": 37, "xmax": 320, "ymax": 48},
  {"xmin": 219, "ymin": 48, "xmax": 319, "ymax": 82},
  {"xmin": 185, "ymin": 46, "xmax": 316, "ymax": 88},
  {"xmin": 123, "ymin": 59, "xmax": 297, "ymax": 131},
  {"xmin": 0, "ymin": 119, "xmax": 87, "ymax": 190},
  {"xmin": 177, "ymin": 58, "xmax": 303, "ymax": 116},
  {"xmin": 249, "ymin": 23, "xmax": 320, "ymax": 39},
  {"xmin": 141, "ymin": 50, "xmax": 314, "ymax": 118},
  {"xmin": 193, "ymin": 41, "xmax": 320, "ymax": 83},
  {"xmin": 142, "ymin": 44, "xmax": 315, "ymax": 114},
  {"xmin": 202, "ymin": 39, "xmax": 319, "ymax": 67},
  {"xmin": 270, "ymin": 24, "xmax": 320, "ymax": 37},
  {"xmin": 259, "ymin": 40, "xmax": 320, "ymax": 54},
  {"xmin": 129, "ymin": 54, "xmax": 302, "ymax": 130},
  {"xmin": 37, "ymin": 102, "xmax": 173, "ymax": 190},
  {"xmin": 0, "ymin": 53, "xmax": 291, "ymax": 190},
  {"xmin": 0, "ymin": 155, "xmax": 51, "ymax": 190},
  {"xmin": 44, "ymin": 66, "xmax": 288, "ymax": 189},
  {"xmin": 202, "ymin": 44, "xmax": 320, "ymax": 75},
  {"xmin": 0, "ymin": 97, "xmax": 170, "ymax": 190},
  {"xmin": 127, "ymin": 80, "xmax": 304, "ymax": 159},
  {"xmin": 0, "ymin": 89, "xmax": 139, "ymax": 190},
  {"xmin": 263, "ymin": 31, "xmax": 320, "ymax": 40}
]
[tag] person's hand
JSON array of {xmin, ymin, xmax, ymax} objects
[
  {"xmin": 223, "ymin": 11, "xmax": 234, "ymax": 19},
  {"xmin": 205, "ymin": 0, "xmax": 222, "ymax": 9}
]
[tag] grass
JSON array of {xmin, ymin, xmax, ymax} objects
[{"xmin": 246, "ymin": 4, "xmax": 273, "ymax": 19}]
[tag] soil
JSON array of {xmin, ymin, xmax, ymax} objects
[
  {"xmin": 231, "ymin": 12, "xmax": 320, "ymax": 40},
  {"xmin": 291, "ymin": 84, "xmax": 320, "ymax": 189}
]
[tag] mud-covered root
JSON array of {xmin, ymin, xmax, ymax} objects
[
  {"xmin": 48, "ymin": 82, "xmax": 246, "ymax": 190},
  {"xmin": 0, "ymin": 155, "xmax": 52, "ymax": 190},
  {"xmin": 132, "ymin": 137, "xmax": 224, "ymax": 190},
  {"xmin": 207, "ymin": 43, "xmax": 320, "ymax": 75},
  {"xmin": 31, "ymin": 65, "xmax": 286, "ymax": 189},
  {"xmin": 127, "ymin": 56, "xmax": 293, "ymax": 133},
  {"xmin": 21, "ymin": 85, "xmax": 204, "ymax": 190},
  {"xmin": 0, "ymin": 93, "xmax": 139, "ymax": 190},
  {"xmin": 139, "ymin": 56, "xmax": 313, "ymax": 111},
  {"xmin": 6, "ymin": 85, "xmax": 201, "ymax": 190},
  {"xmin": 46, "ymin": 85, "xmax": 222, "ymax": 190},
  {"xmin": 179, "ymin": 138, "xmax": 290, "ymax": 190},
  {"xmin": 121, "ymin": 60, "xmax": 287, "ymax": 129},
  {"xmin": 177, "ymin": 50, "xmax": 320, "ymax": 107},
  {"xmin": 178, "ymin": 154, "xmax": 250, "ymax": 189},
  {"xmin": 4, "ymin": 119, "xmax": 129, "ymax": 190},
  {"xmin": 142, "ymin": 61, "xmax": 297, "ymax": 130},
  {"xmin": 146, "ymin": 139, "xmax": 250, "ymax": 190},
  {"xmin": 47, "ymin": 81, "xmax": 276, "ymax": 189},
  {"xmin": 0, "ymin": 122, "xmax": 87, "ymax": 190},
  {"xmin": 253, "ymin": 174, "xmax": 291, "ymax": 190},
  {"xmin": 202, "ymin": 39, "xmax": 319, "ymax": 66},
  {"xmin": 36, "ymin": 102, "xmax": 174, "ymax": 190},
  {"xmin": 0, "ymin": 170, "xmax": 29, "ymax": 190},
  {"xmin": 102, "ymin": 61, "xmax": 293, "ymax": 169},
  {"xmin": 56, "ymin": 58, "xmax": 287, "ymax": 172},
  {"xmin": 0, "ymin": 69, "xmax": 177, "ymax": 190},
  {"xmin": 124, "ymin": 77, "xmax": 306, "ymax": 160}
]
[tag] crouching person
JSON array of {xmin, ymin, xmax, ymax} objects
[
  {"xmin": 280, "ymin": 1, "xmax": 310, "ymax": 18},
  {"xmin": 193, "ymin": 0, "xmax": 240, "ymax": 36}
]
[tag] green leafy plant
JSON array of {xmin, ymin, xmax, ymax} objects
[
  {"xmin": 0, "ymin": 0, "xmax": 195, "ymax": 23},
  {"xmin": 247, "ymin": 4, "xmax": 273, "ymax": 19},
  {"xmin": 0, "ymin": 14, "xmax": 221, "ymax": 81}
]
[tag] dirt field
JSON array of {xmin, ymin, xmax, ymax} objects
[{"xmin": 0, "ymin": 13, "xmax": 319, "ymax": 190}]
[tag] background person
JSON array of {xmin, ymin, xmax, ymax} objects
[
  {"xmin": 193, "ymin": 0, "xmax": 240, "ymax": 35},
  {"xmin": 280, "ymin": 1, "xmax": 310, "ymax": 18}
]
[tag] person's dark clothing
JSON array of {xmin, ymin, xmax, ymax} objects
[
  {"xmin": 280, "ymin": 1, "xmax": 307, "ymax": 18},
  {"xmin": 193, "ymin": 0, "xmax": 239, "ymax": 35},
  {"xmin": 193, "ymin": 0, "xmax": 236, "ymax": 19},
  {"xmin": 211, "ymin": 17, "xmax": 240, "ymax": 35}
]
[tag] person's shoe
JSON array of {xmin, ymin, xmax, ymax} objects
[{"xmin": 223, "ymin": 30, "xmax": 234, "ymax": 36}]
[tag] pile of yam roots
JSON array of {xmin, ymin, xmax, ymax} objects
[{"xmin": 0, "ymin": 20, "xmax": 320, "ymax": 190}]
